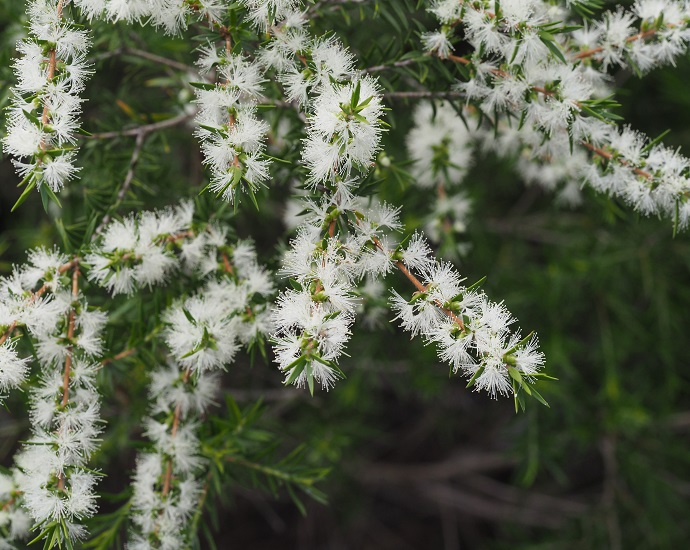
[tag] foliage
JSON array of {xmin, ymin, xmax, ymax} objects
[{"xmin": 0, "ymin": 0, "xmax": 689, "ymax": 549}]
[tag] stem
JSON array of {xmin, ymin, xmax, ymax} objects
[
  {"xmin": 574, "ymin": 28, "xmax": 660, "ymax": 60},
  {"xmin": 221, "ymin": 252, "xmax": 234, "ymax": 275},
  {"xmin": 581, "ymin": 142, "xmax": 653, "ymax": 180},
  {"xmin": 370, "ymin": 237, "xmax": 466, "ymax": 331},
  {"xmin": 161, "ymin": 367, "xmax": 192, "ymax": 498},
  {"xmin": 61, "ymin": 262, "xmax": 80, "ymax": 409},
  {"xmin": 101, "ymin": 347, "xmax": 137, "ymax": 366},
  {"xmin": 93, "ymin": 130, "xmax": 147, "ymax": 237},
  {"xmin": 87, "ymin": 111, "xmax": 194, "ymax": 140},
  {"xmin": 0, "ymin": 322, "xmax": 17, "ymax": 347},
  {"xmin": 39, "ymin": 0, "xmax": 64, "ymax": 152},
  {"xmin": 58, "ymin": 259, "xmax": 80, "ymax": 491}
]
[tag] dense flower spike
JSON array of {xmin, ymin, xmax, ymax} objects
[
  {"xmin": 194, "ymin": 48, "xmax": 271, "ymax": 203},
  {"xmin": 85, "ymin": 202, "xmax": 195, "ymax": 295},
  {"xmin": 422, "ymin": 0, "xmax": 690, "ymax": 227},
  {"xmin": 127, "ymin": 364, "xmax": 209, "ymax": 550},
  {"xmin": 128, "ymin": 233, "xmax": 274, "ymax": 549},
  {"xmin": 0, "ymin": 252, "xmax": 105, "ymax": 545},
  {"xmin": 3, "ymin": 0, "xmax": 92, "ymax": 201},
  {"xmin": 303, "ymin": 77, "xmax": 385, "ymax": 184},
  {"xmin": 391, "ymin": 234, "xmax": 545, "ymax": 399}
]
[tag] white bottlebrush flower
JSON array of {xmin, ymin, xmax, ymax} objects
[
  {"xmin": 388, "ymin": 232, "xmax": 543, "ymax": 399},
  {"xmin": 422, "ymin": 30, "xmax": 453, "ymax": 58},
  {"xmin": 406, "ymin": 101, "xmax": 474, "ymax": 189},
  {"xmin": 86, "ymin": 203, "xmax": 194, "ymax": 295},
  {"xmin": 3, "ymin": 0, "xmax": 92, "ymax": 194},
  {"xmin": 303, "ymin": 77, "xmax": 384, "ymax": 184},
  {"xmin": 0, "ymin": 341, "xmax": 30, "ymax": 397},
  {"xmin": 194, "ymin": 51, "xmax": 272, "ymax": 203},
  {"xmin": 240, "ymin": 0, "xmax": 303, "ymax": 29},
  {"xmin": 164, "ymin": 295, "xmax": 240, "ymax": 372}
]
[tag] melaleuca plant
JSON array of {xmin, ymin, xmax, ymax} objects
[{"xmin": 0, "ymin": 0, "xmax": 688, "ymax": 548}]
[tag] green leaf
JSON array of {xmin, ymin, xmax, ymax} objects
[
  {"xmin": 40, "ymin": 183, "xmax": 62, "ymax": 213},
  {"xmin": 466, "ymin": 365, "xmax": 485, "ymax": 388},
  {"xmin": 11, "ymin": 176, "xmax": 37, "ymax": 212},
  {"xmin": 539, "ymin": 32, "xmax": 567, "ymax": 64}
]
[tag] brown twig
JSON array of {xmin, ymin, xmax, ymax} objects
[
  {"xmin": 581, "ymin": 142, "xmax": 653, "ymax": 179},
  {"xmin": 221, "ymin": 252, "xmax": 234, "ymax": 275},
  {"xmin": 384, "ymin": 90, "xmax": 464, "ymax": 100},
  {"xmin": 61, "ymin": 262, "xmax": 80, "ymax": 409},
  {"xmin": 93, "ymin": 130, "xmax": 147, "ymax": 238},
  {"xmin": 101, "ymin": 347, "xmax": 137, "ymax": 366},
  {"xmin": 162, "ymin": 367, "xmax": 192, "ymax": 497},
  {"xmin": 367, "ymin": 236, "xmax": 466, "ymax": 331},
  {"xmin": 58, "ymin": 259, "xmax": 80, "ymax": 491},
  {"xmin": 86, "ymin": 111, "xmax": 194, "ymax": 140},
  {"xmin": 574, "ymin": 28, "xmax": 660, "ymax": 60}
]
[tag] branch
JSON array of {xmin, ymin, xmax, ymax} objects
[
  {"xmin": 366, "ymin": 56, "xmax": 427, "ymax": 73},
  {"xmin": 57, "ymin": 259, "xmax": 80, "ymax": 491},
  {"xmin": 93, "ymin": 130, "xmax": 147, "ymax": 237},
  {"xmin": 86, "ymin": 111, "xmax": 194, "ymax": 140},
  {"xmin": 161, "ymin": 367, "xmax": 192, "ymax": 498},
  {"xmin": 384, "ymin": 90, "xmax": 464, "ymax": 100},
  {"xmin": 92, "ymin": 46, "xmax": 198, "ymax": 74}
]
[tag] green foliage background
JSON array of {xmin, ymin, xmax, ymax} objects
[{"xmin": 1, "ymin": 1, "xmax": 690, "ymax": 548}]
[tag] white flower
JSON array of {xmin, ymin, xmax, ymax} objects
[
  {"xmin": 422, "ymin": 30, "xmax": 453, "ymax": 58},
  {"xmin": 0, "ymin": 342, "xmax": 30, "ymax": 397},
  {"xmin": 407, "ymin": 102, "xmax": 474, "ymax": 188},
  {"xmin": 303, "ymin": 77, "xmax": 384, "ymax": 184}
]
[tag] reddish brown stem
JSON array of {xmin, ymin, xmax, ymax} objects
[
  {"xmin": 61, "ymin": 262, "xmax": 80, "ymax": 408},
  {"xmin": 581, "ymin": 142, "xmax": 653, "ymax": 180},
  {"xmin": 58, "ymin": 259, "xmax": 80, "ymax": 491},
  {"xmin": 39, "ymin": 0, "xmax": 64, "ymax": 152},
  {"xmin": 370, "ymin": 235, "xmax": 466, "ymax": 331},
  {"xmin": 101, "ymin": 347, "xmax": 137, "ymax": 366},
  {"xmin": 162, "ymin": 367, "xmax": 192, "ymax": 498},
  {"xmin": 221, "ymin": 252, "xmax": 234, "ymax": 274},
  {"xmin": 574, "ymin": 28, "xmax": 660, "ymax": 60}
]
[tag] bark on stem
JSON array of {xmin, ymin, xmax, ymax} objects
[
  {"xmin": 58, "ymin": 259, "xmax": 80, "ymax": 491},
  {"xmin": 161, "ymin": 367, "xmax": 192, "ymax": 498}
]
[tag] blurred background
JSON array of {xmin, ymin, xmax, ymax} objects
[{"xmin": 2, "ymin": 1, "xmax": 690, "ymax": 548}]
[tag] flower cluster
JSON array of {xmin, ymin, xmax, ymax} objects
[
  {"xmin": 194, "ymin": 48, "xmax": 271, "ymax": 203},
  {"xmin": 240, "ymin": 0, "xmax": 302, "ymax": 29},
  {"xmin": 128, "ymin": 240, "xmax": 274, "ymax": 548},
  {"xmin": 85, "ymin": 202, "xmax": 195, "ymax": 295},
  {"xmin": 164, "ymin": 245, "xmax": 275, "ymax": 372},
  {"xmin": 422, "ymin": 0, "xmax": 690, "ymax": 228},
  {"xmin": 303, "ymin": 77, "xmax": 384, "ymax": 184},
  {"xmin": 0, "ymin": 249, "xmax": 105, "ymax": 544},
  {"xmin": 3, "ymin": 0, "xmax": 92, "ymax": 198},
  {"xmin": 566, "ymin": 0, "xmax": 690, "ymax": 73},
  {"xmin": 127, "ymin": 363, "xmax": 212, "ymax": 550},
  {"xmin": 391, "ymin": 233, "xmax": 545, "ymax": 400},
  {"xmin": 273, "ymin": 200, "xmax": 399, "ymax": 391},
  {"xmin": 73, "ymin": 0, "xmax": 226, "ymax": 34}
]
